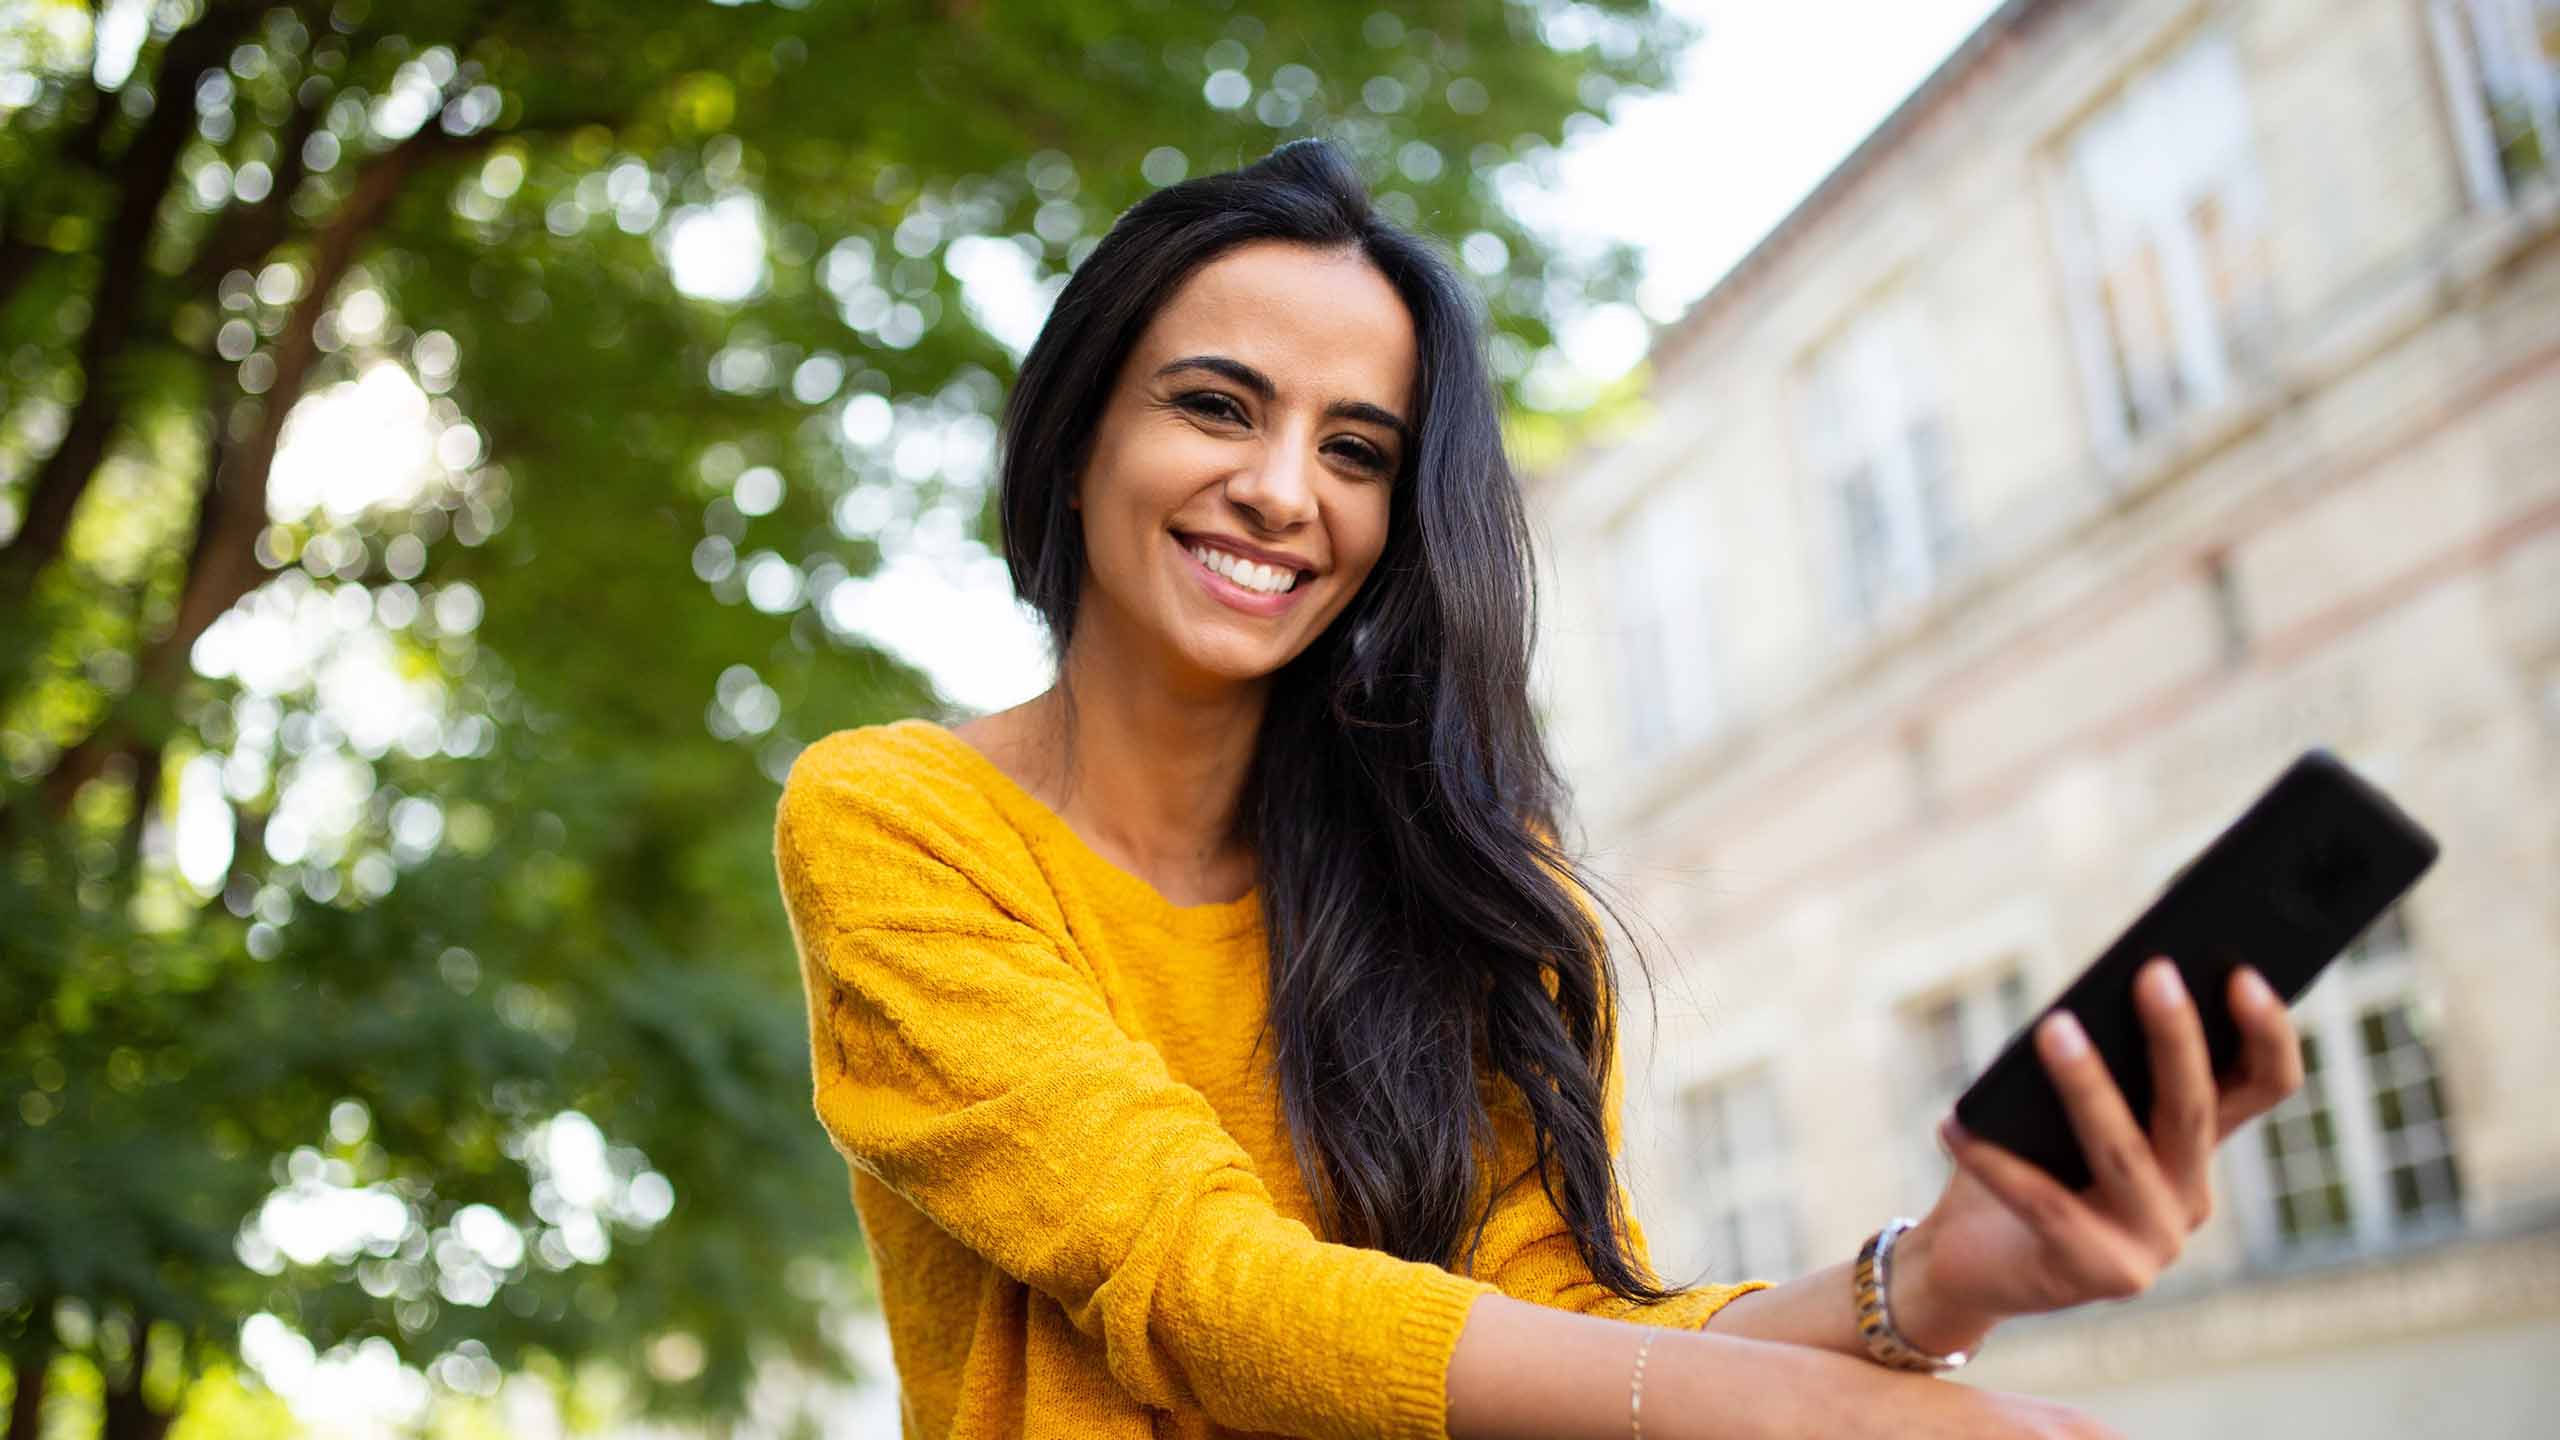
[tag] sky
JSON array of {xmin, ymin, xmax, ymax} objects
[
  {"xmin": 820, "ymin": 0, "xmax": 2016, "ymax": 717},
  {"xmin": 1527, "ymin": 0, "xmax": 2012, "ymax": 353}
]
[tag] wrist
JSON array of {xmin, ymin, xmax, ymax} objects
[{"xmin": 1889, "ymin": 1216, "xmax": 2000, "ymax": 1358}]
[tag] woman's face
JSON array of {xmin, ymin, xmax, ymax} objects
[{"xmin": 1071, "ymin": 239, "xmax": 1413, "ymax": 689}]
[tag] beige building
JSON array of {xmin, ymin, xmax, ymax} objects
[{"xmin": 1528, "ymin": 0, "xmax": 2560, "ymax": 1431}]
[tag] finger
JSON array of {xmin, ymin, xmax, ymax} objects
[
  {"xmin": 2035, "ymin": 1010, "xmax": 2186, "ymax": 1259},
  {"xmin": 1939, "ymin": 1117, "xmax": 2157, "ymax": 1303},
  {"xmin": 2135, "ymin": 959, "xmax": 2216, "ymax": 1228},
  {"xmin": 2216, "ymin": 965, "xmax": 2306, "ymax": 1138}
]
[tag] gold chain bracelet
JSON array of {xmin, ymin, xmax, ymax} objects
[{"xmin": 1628, "ymin": 1326, "xmax": 1660, "ymax": 1439}]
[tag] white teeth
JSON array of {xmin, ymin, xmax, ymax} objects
[{"xmin": 1187, "ymin": 542, "xmax": 1298, "ymax": 595}]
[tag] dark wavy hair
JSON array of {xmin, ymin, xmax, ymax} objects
[{"xmin": 995, "ymin": 137, "xmax": 1693, "ymax": 1304}]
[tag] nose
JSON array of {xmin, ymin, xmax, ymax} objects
[{"xmin": 1223, "ymin": 426, "xmax": 1320, "ymax": 534}]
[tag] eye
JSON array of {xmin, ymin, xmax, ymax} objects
[
  {"xmin": 1326, "ymin": 436, "xmax": 1394, "ymax": 476},
  {"xmin": 1174, "ymin": 390, "xmax": 1393, "ymax": 475},
  {"xmin": 1175, "ymin": 391, "xmax": 1248, "ymax": 424}
]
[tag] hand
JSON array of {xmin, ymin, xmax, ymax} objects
[{"xmin": 1891, "ymin": 959, "xmax": 2306, "ymax": 1352}]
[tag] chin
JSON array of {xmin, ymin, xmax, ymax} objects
[
  {"xmin": 1169, "ymin": 628, "xmax": 1304, "ymax": 686},
  {"xmin": 1182, "ymin": 646, "xmax": 1292, "ymax": 686}
]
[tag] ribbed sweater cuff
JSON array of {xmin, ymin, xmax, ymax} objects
[{"xmin": 1385, "ymin": 1274, "xmax": 1500, "ymax": 1440}]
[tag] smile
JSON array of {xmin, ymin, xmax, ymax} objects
[{"xmin": 1174, "ymin": 533, "xmax": 1313, "ymax": 616}]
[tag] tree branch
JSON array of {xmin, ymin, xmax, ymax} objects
[
  {"xmin": 0, "ymin": 237, "xmax": 51, "ymax": 314},
  {"xmin": 0, "ymin": 6, "xmax": 263, "ymax": 609},
  {"xmin": 182, "ymin": 79, "xmax": 333, "ymax": 297},
  {"xmin": 34, "ymin": 131, "xmax": 448, "ymax": 831}
]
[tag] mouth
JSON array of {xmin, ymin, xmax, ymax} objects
[{"xmin": 1173, "ymin": 532, "xmax": 1314, "ymax": 616}]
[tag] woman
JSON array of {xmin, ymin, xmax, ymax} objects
[{"xmin": 771, "ymin": 139, "xmax": 2304, "ymax": 1439}]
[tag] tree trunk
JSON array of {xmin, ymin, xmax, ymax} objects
[
  {"xmin": 99, "ymin": 1378, "xmax": 171, "ymax": 1440},
  {"xmin": 4, "ymin": 1343, "xmax": 46, "ymax": 1440},
  {"xmin": 98, "ymin": 1308, "xmax": 178, "ymax": 1440}
]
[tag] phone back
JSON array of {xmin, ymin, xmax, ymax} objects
[{"xmin": 1951, "ymin": 748, "xmax": 2440, "ymax": 1191}]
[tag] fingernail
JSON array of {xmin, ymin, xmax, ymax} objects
[
  {"xmin": 2146, "ymin": 959, "xmax": 2187, "ymax": 1005},
  {"xmin": 2239, "ymin": 966, "xmax": 2279, "ymax": 1006},
  {"xmin": 2044, "ymin": 1011, "xmax": 2089, "ymax": 1058},
  {"xmin": 1937, "ymin": 1115, "xmax": 1968, "ymax": 1154}
]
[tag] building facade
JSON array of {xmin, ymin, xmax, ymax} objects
[{"xmin": 1527, "ymin": 0, "xmax": 2560, "ymax": 1431}]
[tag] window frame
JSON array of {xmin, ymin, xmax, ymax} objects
[
  {"xmin": 2426, "ymin": 0, "xmax": 2560, "ymax": 210},
  {"xmin": 2224, "ymin": 905, "xmax": 2468, "ymax": 1265},
  {"xmin": 1794, "ymin": 298, "xmax": 1961, "ymax": 632},
  {"xmin": 1606, "ymin": 480, "xmax": 1721, "ymax": 759},
  {"xmin": 1897, "ymin": 965, "xmax": 2033, "ymax": 1208},
  {"xmin": 2046, "ymin": 25, "xmax": 2275, "ymax": 458},
  {"xmin": 1675, "ymin": 1065, "xmax": 1802, "ymax": 1284}
]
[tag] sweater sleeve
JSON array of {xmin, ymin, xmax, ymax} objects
[{"xmin": 774, "ymin": 741, "xmax": 1497, "ymax": 1440}]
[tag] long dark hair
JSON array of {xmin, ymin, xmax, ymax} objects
[{"xmin": 996, "ymin": 138, "xmax": 1692, "ymax": 1303}]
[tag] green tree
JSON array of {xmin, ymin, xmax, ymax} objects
[{"xmin": 0, "ymin": 1, "xmax": 1688, "ymax": 1435}]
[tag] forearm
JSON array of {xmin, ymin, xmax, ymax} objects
[
  {"xmin": 1444, "ymin": 1291, "xmax": 2042, "ymax": 1440},
  {"xmin": 1698, "ymin": 1226, "xmax": 1994, "ymax": 1361},
  {"xmin": 1693, "ymin": 1260, "xmax": 1874, "ymax": 1361},
  {"xmin": 1446, "ymin": 1292, "xmax": 1832, "ymax": 1440}
]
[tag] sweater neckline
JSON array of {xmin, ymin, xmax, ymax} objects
[{"xmin": 896, "ymin": 717, "xmax": 1264, "ymax": 941}]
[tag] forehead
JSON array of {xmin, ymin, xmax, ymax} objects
[{"xmin": 1133, "ymin": 240, "xmax": 1418, "ymax": 412}]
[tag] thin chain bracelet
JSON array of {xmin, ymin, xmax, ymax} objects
[{"xmin": 1628, "ymin": 1326, "xmax": 1660, "ymax": 1439}]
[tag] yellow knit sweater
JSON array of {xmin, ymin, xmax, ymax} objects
[{"xmin": 772, "ymin": 718, "xmax": 1767, "ymax": 1440}]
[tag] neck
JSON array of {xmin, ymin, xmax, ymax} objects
[{"xmin": 1016, "ymin": 620, "xmax": 1270, "ymax": 892}]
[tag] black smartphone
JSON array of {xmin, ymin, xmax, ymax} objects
[{"xmin": 1950, "ymin": 748, "xmax": 2441, "ymax": 1191}]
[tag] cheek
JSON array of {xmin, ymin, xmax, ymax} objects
[
  {"xmin": 1083, "ymin": 422, "xmax": 1211, "ymax": 519},
  {"xmin": 1335, "ymin": 495, "xmax": 1394, "ymax": 584},
  {"xmin": 1071, "ymin": 444, "xmax": 1178, "ymax": 588}
]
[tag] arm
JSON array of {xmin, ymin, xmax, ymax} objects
[
  {"xmin": 1699, "ymin": 1251, "xmax": 1986, "ymax": 1361},
  {"xmin": 777, "ymin": 744, "xmax": 1498, "ymax": 1440},
  {"xmin": 1443, "ymin": 936, "xmax": 2112, "ymax": 1436},
  {"xmin": 1444, "ymin": 1292, "xmax": 2116, "ymax": 1440}
]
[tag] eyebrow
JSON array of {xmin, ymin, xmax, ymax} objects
[{"xmin": 1154, "ymin": 354, "xmax": 1413, "ymax": 447}]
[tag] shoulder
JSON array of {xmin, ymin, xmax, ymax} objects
[
  {"xmin": 781, "ymin": 720, "xmax": 978, "ymax": 821},
  {"xmin": 774, "ymin": 720, "xmax": 1049, "ymax": 933}
]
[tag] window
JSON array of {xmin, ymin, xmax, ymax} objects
[
  {"xmin": 1678, "ymin": 1069, "xmax": 1799, "ymax": 1282},
  {"xmin": 1901, "ymin": 968, "xmax": 2032, "ymax": 1204},
  {"xmin": 1799, "ymin": 302, "xmax": 1959, "ymax": 628},
  {"xmin": 2430, "ymin": 0, "xmax": 2560, "ymax": 206},
  {"xmin": 2056, "ymin": 31, "xmax": 2274, "ymax": 449},
  {"xmin": 1608, "ymin": 482, "xmax": 1719, "ymax": 758},
  {"xmin": 2237, "ymin": 906, "xmax": 2465, "ymax": 1259}
]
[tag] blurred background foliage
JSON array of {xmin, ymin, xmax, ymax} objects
[{"xmin": 0, "ymin": 0, "xmax": 1691, "ymax": 1435}]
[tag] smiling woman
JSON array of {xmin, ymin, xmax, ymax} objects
[
  {"xmin": 777, "ymin": 139, "xmax": 1745, "ymax": 1437},
  {"xmin": 770, "ymin": 139, "xmax": 2273, "ymax": 1440}
]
